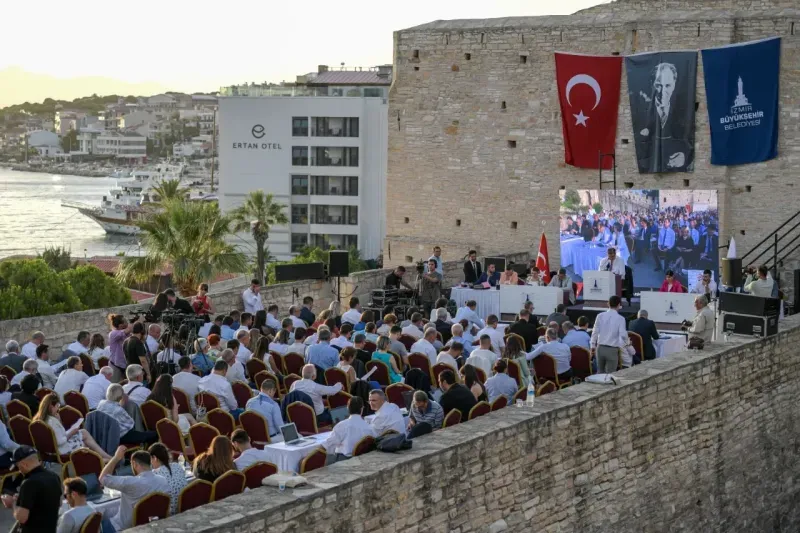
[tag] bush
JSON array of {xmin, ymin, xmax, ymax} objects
[
  {"xmin": 60, "ymin": 265, "xmax": 133, "ymax": 309},
  {"xmin": 0, "ymin": 260, "xmax": 84, "ymax": 319},
  {"xmin": 592, "ymin": 202, "xmax": 603, "ymax": 213},
  {"xmin": 266, "ymin": 246, "xmax": 369, "ymax": 284},
  {"xmin": 38, "ymin": 246, "xmax": 74, "ymax": 273}
]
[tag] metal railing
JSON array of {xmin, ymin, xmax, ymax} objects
[{"xmin": 730, "ymin": 210, "xmax": 800, "ymax": 280}]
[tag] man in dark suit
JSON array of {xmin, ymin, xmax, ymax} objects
[
  {"xmin": 628, "ymin": 309, "xmax": 660, "ymax": 361},
  {"xmin": 463, "ymin": 250, "xmax": 482, "ymax": 284},
  {"xmin": 508, "ymin": 309, "xmax": 540, "ymax": 352},
  {"xmin": 633, "ymin": 219, "xmax": 650, "ymax": 264},
  {"xmin": 580, "ymin": 217, "xmax": 594, "ymax": 242}
]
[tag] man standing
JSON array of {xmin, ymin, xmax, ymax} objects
[
  {"xmin": 633, "ymin": 219, "xmax": 650, "ymax": 264},
  {"xmin": 509, "ymin": 309, "xmax": 540, "ymax": 351},
  {"xmin": 123, "ymin": 322, "xmax": 152, "ymax": 385},
  {"xmin": 164, "ymin": 288, "xmax": 195, "ymax": 314},
  {"xmin": 385, "ymin": 266, "xmax": 414, "ymax": 290},
  {"xmin": 428, "ymin": 245, "xmax": 443, "ymax": 275},
  {"xmin": 300, "ymin": 296, "xmax": 316, "ymax": 326},
  {"xmin": 549, "ymin": 268, "xmax": 576, "ymax": 304},
  {"xmin": 684, "ymin": 295, "xmax": 715, "ymax": 345},
  {"xmin": 145, "ymin": 324, "xmax": 161, "ymax": 357},
  {"xmin": 1, "ymin": 446, "xmax": 61, "ymax": 533},
  {"xmin": 420, "ymin": 259, "xmax": 442, "ymax": 315},
  {"xmin": 463, "ymin": 250, "xmax": 482, "ymax": 284},
  {"xmin": 242, "ymin": 279, "xmax": 264, "ymax": 314},
  {"xmin": 628, "ymin": 310, "xmax": 660, "ymax": 361},
  {"xmin": 590, "ymin": 296, "xmax": 629, "ymax": 374},
  {"xmin": 745, "ymin": 265, "xmax": 775, "ymax": 298}
]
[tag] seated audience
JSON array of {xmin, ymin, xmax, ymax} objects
[
  {"xmin": 172, "ymin": 356, "xmax": 201, "ymax": 413},
  {"xmin": 372, "ymin": 337, "xmax": 403, "ymax": 384},
  {"xmin": 363, "ymin": 323, "xmax": 380, "ymax": 344},
  {"xmin": 628, "ymin": 310, "xmax": 659, "ymax": 361},
  {"xmin": 121, "ymin": 364, "xmax": 150, "ymax": 406},
  {"xmin": 54, "ymin": 356, "xmax": 90, "ymax": 403},
  {"xmin": 465, "ymin": 335, "xmax": 497, "ymax": 377},
  {"xmin": 0, "ymin": 341, "xmax": 25, "ymax": 374},
  {"xmin": 545, "ymin": 305, "xmax": 569, "ymax": 335},
  {"xmin": 454, "ymin": 301, "xmax": 485, "ymax": 331},
  {"xmin": 34, "ymin": 393, "xmax": 111, "ymax": 460},
  {"xmin": 337, "ymin": 348, "xmax": 360, "ymax": 384},
  {"xmin": 58, "ymin": 477, "xmax": 96, "ymax": 533},
  {"xmin": 147, "ymin": 374, "xmax": 197, "ymax": 432},
  {"xmin": 10, "ymin": 359, "xmax": 39, "ymax": 389},
  {"xmin": 82, "ymin": 366, "xmax": 114, "ymax": 410},
  {"xmin": 323, "ymin": 397, "xmax": 376, "ymax": 463},
  {"xmin": 401, "ymin": 313, "xmax": 425, "ymax": 340},
  {"xmin": 149, "ymin": 442, "xmax": 188, "ymax": 516},
  {"xmin": 433, "ymin": 308, "xmax": 453, "ymax": 344},
  {"xmin": 462, "ymin": 365, "xmax": 487, "ymax": 402},
  {"xmin": 436, "ymin": 343, "xmax": 462, "ymax": 373},
  {"xmin": 220, "ymin": 347, "xmax": 246, "ymax": 384},
  {"xmin": 341, "ymin": 297, "xmax": 362, "ymax": 326},
  {"xmin": 388, "ymin": 326, "xmax": 409, "ymax": 360},
  {"xmin": 354, "ymin": 311, "xmax": 373, "ymax": 332},
  {"xmin": 234, "ymin": 329, "xmax": 253, "ymax": 365},
  {"xmin": 0, "ymin": 377, "xmax": 11, "ymax": 417},
  {"xmin": 286, "ymin": 328, "xmax": 308, "ymax": 356},
  {"xmin": 35, "ymin": 345, "xmax": 57, "ymax": 390},
  {"xmin": 198, "ymin": 360, "xmax": 243, "ymax": 419},
  {"xmin": 477, "ymin": 315, "xmax": 505, "ymax": 354},
  {"xmin": 269, "ymin": 329, "xmax": 291, "ymax": 356},
  {"xmin": 445, "ymin": 323, "xmax": 474, "ymax": 356},
  {"xmin": 428, "ymin": 298, "xmax": 453, "ymax": 324},
  {"xmin": 11, "ymin": 375, "xmax": 40, "ymax": 416},
  {"xmin": 527, "ymin": 328, "xmax": 573, "ymax": 382},
  {"xmin": 508, "ymin": 309, "xmax": 540, "ymax": 352},
  {"xmin": 502, "ymin": 336, "xmax": 531, "ymax": 385},
  {"xmin": 307, "ymin": 330, "xmax": 339, "ymax": 370},
  {"xmin": 408, "ymin": 390, "xmax": 444, "ymax": 431},
  {"xmin": 88, "ymin": 334, "xmax": 107, "ymax": 370},
  {"xmin": 206, "ymin": 334, "xmax": 223, "ymax": 360},
  {"xmin": 438, "ymin": 370, "xmax": 477, "ymax": 419},
  {"xmin": 562, "ymin": 321, "xmax": 591, "ymax": 350},
  {"xmin": 245, "ymin": 379, "xmax": 284, "ymax": 441},
  {"xmin": 367, "ymin": 389, "xmax": 406, "ymax": 435},
  {"xmin": 484, "ymin": 360, "xmax": 518, "ymax": 403},
  {"xmin": 289, "ymin": 364, "xmax": 343, "ymax": 425},
  {"xmin": 0, "ymin": 418, "xmax": 17, "ymax": 469},
  {"xmin": 193, "ymin": 435, "xmax": 236, "ymax": 483},
  {"xmin": 231, "ymin": 429, "xmax": 274, "ymax": 470},
  {"xmin": 98, "ymin": 384, "xmax": 159, "ymax": 445},
  {"xmin": 410, "ymin": 328, "xmax": 439, "ymax": 367},
  {"xmin": 331, "ymin": 324, "xmax": 355, "ymax": 350},
  {"xmin": 191, "ymin": 338, "xmax": 215, "ymax": 376}
]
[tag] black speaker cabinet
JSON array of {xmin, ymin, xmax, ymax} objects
[
  {"xmin": 275, "ymin": 262, "xmax": 325, "ymax": 282},
  {"xmin": 721, "ymin": 312, "xmax": 778, "ymax": 338},
  {"xmin": 721, "ymin": 257, "xmax": 742, "ymax": 287},
  {"xmin": 794, "ymin": 269, "xmax": 800, "ymax": 306},
  {"xmin": 719, "ymin": 292, "xmax": 779, "ymax": 317},
  {"xmin": 328, "ymin": 250, "xmax": 350, "ymax": 277}
]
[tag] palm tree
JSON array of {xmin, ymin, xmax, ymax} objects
[
  {"xmin": 116, "ymin": 200, "xmax": 248, "ymax": 295},
  {"xmin": 149, "ymin": 179, "xmax": 188, "ymax": 205},
  {"xmin": 230, "ymin": 191, "xmax": 288, "ymax": 284}
]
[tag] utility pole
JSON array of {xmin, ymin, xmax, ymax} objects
[{"xmin": 210, "ymin": 109, "xmax": 217, "ymax": 192}]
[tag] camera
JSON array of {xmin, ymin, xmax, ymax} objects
[{"xmin": 415, "ymin": 260, "xmax": 425, "ymax": 274}]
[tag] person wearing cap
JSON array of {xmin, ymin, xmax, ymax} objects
[{"xmin": 1, "ymin": 445, "xmax": 61, "ymax": 533}]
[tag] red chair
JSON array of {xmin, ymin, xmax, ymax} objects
[
  {"xmin": 70, "ymin": 449, "xmax": 103, "ymax": 477},
  {"xmin": 299, "ymin": 447, "xmax": 327, "ymax": 474},
  {"xmin": 207, "ymin": 409, "xmax": 235, "ymax": 437},
  {"xmin": 432, "ymin": 363, "xmax": 452, "ymax": 385},
  {"xmin": 537, "ymin": 381, "xmax": 557, "ymax": 396},
  {"xmin": 283, "ymin": 353, "xmax": 305, "ymax": 377},
  {"xmin": 364, "ymin": 341, "xmax": 377, "ymax": 353},
  {"xmin": 306, "ymin": 327, "xmax": 317, "ymax": 335},
  {"xmin": 35, "ymin": 388, "xmax": 55, "ymax": 401},
  {"xmin": 286, "ymin": 402, "xmax": 320, "ymax": 436},
  {"xmin": 408, "ymin": 353, "xmax": 434, "ymax": 382},
  {"xmin": 79, "ymin": 354, "xmax": 95, "ymax": 377},
  {"xmin": 245, "ymin": 359, "xmax": 267, "ymax": 381},
  {"xmin": 242, "ymin": 461, "xmax": 278, "ymax": 489},
  {"xmin": 156, "ymin": 418, "xmax": 194, "ymax": 460},
  {"xmin": 398, "ymin": 335, "xmax": 416, "ymax": 351},
  {"xmin": 188, "ymin": 423, "xmax": 219, "ymax": 456},
  {"xmin": 211, "ymin": 470, "xmax": 245, "ymax": 501},
  {"xmin": 504, "ymin": 332, "xmax": 527, "ymax": 351},
  {"xmin": 195, "ymin": 392, "xmax": 220, "ymax": 412},
  {"xmin": 8, "ymin": 416, "xmax": 32, "ymax": 446},
  {"xmin": 140, "ymin": 401, "xmax": 168, "ymax": 432},
  {"xmin": 29, "ymin": 420, "xmax": 70, "ymax": 465},
  {"xmin": 254, "ymin": 371, "xmax": 280, "ymax": 393},
  {"xmin": 490, "ymin": 396, "xmax": 508, "ymax": 411},
  {"xmin": 532, "ymin": 353, "xmax": 563, "ymax": 386},
  {"xmin": 64, "ymin": 391, "xmax": 89, "ymax": 417},
  {"xmin": 352, "ymin": 436, "xmax": 375, "ymax": 457},
  {"xmin": 177, "ymin": 479, "xmax": 213, "ymax": 513},
  {"xmin": 239, "ymin": 411, "xmax": 271, "ymax": 448},
  {"xmin": 513, "ymin": 387, "xmax": 527, "ymax": 404},
  {"xmin": 365, "ymin": 360, "xmax": 391, "ymax": 387},
  {"xmin": 505, "ymin": 359, "xmax": 523, "ymax": 388},
  {"xmin": 172, "ymin": 388, "xmax": 192, "ymax": 415},
  {"xmin": 536, "ymin": 326, "xmax": 547, "ymax": 337},
  {"xmin": 570, "ymin": 346, "xmax": 593, "ymax": 380},
  {"xmin": 97, "ymin": 356, "xmax": 109, "ymax": 369},
  {"xmin": 628, "ymin": 331, "xmax": 644, "ymax": 362},
  {"xmin": 58, "ymin": 406, "xmax": 83, "ymax": 431},
  {"xmin": 386, "ymin": 383, "xmax": 413, "ymax": 409},
  {"xmin": 468, "ymin": 401, "xmax": 491, "ymax": 420},
  {"xmin": 327, "ymin": 391, "xmax": 352, "ymax": 410},
  {"xmin": 0, "ymin": 367, "xmax": 15, "ymax": 381},
  {"xmin": 80, "ymin": 512, "xmax": 102, "ymax": 533},
  {"xmin": 7, "ymin": 400, "xmax": 31, "ymax": 420},
  {"xmin": 442, "ymin": 409, "xmax": 461, "ymax": 428},
  {"xmin": 283, "ymin": 374, "xmax": 302, "ymax": 392},
  {"xmin": 231, "ymin": 381, "xmax": 253, "ymax": 409},
  {"xmin": 324, "ymin": 367, "xmax": 349, "ymax": 389},
  {"xmin": 132, "ymin": 492, "xmax": 170, "ymax": 525}
]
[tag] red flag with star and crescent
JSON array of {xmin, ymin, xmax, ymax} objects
[
  {"xmin": 555, "ymin": 52, "xmax": 623, "ymax": 169},
  {"xmin": 536, "ymin": 232, "xmax": 551, "ymax": 284}
]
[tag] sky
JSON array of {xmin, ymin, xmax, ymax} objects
[{"xmin": 1, "ymin": 0, "xmax": 609, "ymax": 107}]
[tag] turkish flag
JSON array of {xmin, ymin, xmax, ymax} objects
[
  {"xmin": 555, "ymin": 52, "xmax": 623, "ymax": 169},
  {"xmin": 536, "ymin": 233, "xmax": 551, "ymax": 284}
]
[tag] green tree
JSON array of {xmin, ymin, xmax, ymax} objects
[
  {"xmin": 149, "ymin": 179, "xmax": 188, "ymax": 205},
  {"xmin": 592, "ymin": 202, "xmax": 603, "ymax": 213},
  {"xmin": 60, "ymin": 265, "xmax": 133, "ymax": 309},
  {"xmin": 266, "ymin": 246, "xmax": 368, "ymax": 284},
  {"xmin": 561, "ymin": 189, "xmax": 582, "ymax": 211},
  {"xmin": 60, "ymin": 130, "xmax": 78, "ymax": 153},
  {"xmin": 116, "ymin": 200, "xmax": 248, "ymax": 295},
  {"xmin": 230, "ymin": 191, "xmax": 288, "ymax": 284},
  {"xmin": 0, "ymin": 260, "xmax": 83, "ymax": 319},
  {"xmin": 38, "ymin": 245, "xmax": 73, "ymax": 272}
]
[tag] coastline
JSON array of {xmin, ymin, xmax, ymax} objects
[{"xmin": 6, "ymin": 163, "xmax": 108, "ymax": 178}]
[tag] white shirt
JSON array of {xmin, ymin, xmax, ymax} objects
[
  {"xmin": 341, "ymin": 308, "xmax": 362, "ymax": 325},
  {"xmin": 234, "ymin": 447, "xmax": 275, "ymax": 470},
  {"xmin": 82, "ymin": 374, "xmax": 112, "ymax": 409},
  {"xmin": 145, "ymin": 336, "xmax": 160, "ymax": 356},
  {"xmin": 369, "ymin": 402, "xmax": 406, "ymax": 436},
  {"xmin": 122, "ymin": 381, "xmax": 150, "ymax": 406},
  {"xmin": 266, "ymin": 313, "xmax": 281, "ymax": 330},
  {"xmin": 324, "ymin": 415, "xmax": 376, "ymax": 457},
  {"xmin": 598, "ymin": 256, "xmax": 626, "ymax": 278},
  {"xmin": 691, "ymin": 278, "xmax": 718, "ymax": 296},
  {"xmin": 268, "ymin": 343, "xmax": 289, "ymax": 356},
  {"xmin": 198, "ymin": 373, "xmax": 238, "ymax": 412},
  {"xmin": 54, "ymin": 368, "xmax": 90, "ymax": 402},
  {"xmin": 225, "ymin": 360, "xmax": 247, "ymax": 384},
  {"xmin": 155, "ymin": 349, "xmax": 181, "ymax": 365},
  {"xmin": 66, "ymin": 341, "xmax": 89, "ymax": 355},
  {"xmin": 38, "ymin": 360, "xmax": 58, "ymax": 389},
  {"xmin": 286, "ymin": 342, "xmax": 307, "ymax": 357},
  {"xmin": 429, "ymin": 309, "xmax": 453, "ymax": 323},
  {"xmin": 11, "ymin": 370, "xmax": 36, "ymax": 388},
  {"xmin": 410, "ymin": 338, "xmax": 437, "ymax": 366},
  {"xmin": 454, "ymin": 307, "xmax": 485, "ymax": 330},
  {"xmin": 330, "ymin": 336, "xmax": 353, "ymax": 350},
  {"xmin": 289, "ymin": 378, "xmax": 342, "ymax": 415},
  {"xmin": 236, "ymin": 345, "xmax": 253, "ymax": 366},
  {"xmin": 590, "ymin": 309, "xmax": 629, "ymax": 349},
  {"xmin": 465, "ymin": 349, "xmax": 497, "ymax": 377},
  {"xmin": 242, "ymin": 288, "xmax": 264, "ymax": 314},
  {"xmin": 436, "ymin": 352, "xmax": 459, "ymax": 373},
  {"xmin": 745, "ymin": 277, "xmax": 775, "ymax": 298},
  {"xmin": 198, "ymin": 322, "xmax": 213, "ymax": 339},
  {"xmin": 401, "ymin": 324, "xmax": 424, "ymax": 340},
  {"xmin": 20, "ymin": 342, "xmax": 38, "ymax": 360},
  {"xmin": 172, "ymin": 371, "xmax": 201, "ymax": 412},
  {"xmin": 476, "ymin": 326, "xmax": 505, "ymax": 354},
  {"xmin": 290, "ymin": 316, "xmax": 306, "ymax": 329}
]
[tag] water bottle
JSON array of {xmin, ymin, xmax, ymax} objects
[{"xmin": 526, "ymin": 377, "xmax": 535, "ymax": 407}]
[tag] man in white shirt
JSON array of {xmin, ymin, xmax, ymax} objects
[
  {"xmin": 429, "ymin": 298, "xmax": 454, "ymax": 323},
  {"xmin": 410, "ymin": 329, "xmax": 438, "ymax": 366},
  {"xmin": 341, "ymin": 297, "xmax": 362, "ymax": 326},
  {"xmin": 54, "ymin": 356, "xmax": 90, "ymax": 402},
  {"xmin": 198, "ymin": 360, "xmax": 243, "ymax": 417},
  {"xmin": 690, "ymin": 269, "xmax": 718, "ymax": 299},
  {"xmin": 527, "ymin": 328, "xmax": 573, "ymax": 379},
  {"xmin": 290, "ymin": 365, "xmax": 343, "ymax": 426},
  {"xmin": 121, "ymin": 364, "xmax": 150, "ymax": 406},
  {"xmin": 220, "ymin": 347, "xmax": 246, "ymax": 384},
  {"xmin": 35, "ymin": 345, "xmax": 57, "ymax": 390},
  {"xmin": 401, "ymin": 313, "xmax": 425, "ymax": 340},
  {"xmin": 744, "ymin": 265, "xmax": 775, "ymax": 298},
  {"xmin": 598, "ymin": 247, "xmax": 626, "ymax": 279},
  {"xmin": 173, "ymin": 356, "xmax": 201, "ymax": 413},
  {"xmin": 242, "ymin": 279, "xmax": 264, "ymax": 314},
  {"xmin": 288, "ymin": 306, "xmax": 306, "ymax": 328},
  {"xmin": 323, "ymin": 397, "xmax": 376, "ymax": 463},
  {"xmin": 453, "ymin": 301, "xmax": 485, "ymax": 331},
  {"xmin": 11, "ymin": 359, "xmax": 39, "ymax": 388},
  {"xmin": 82, "ymin": 366, "xmax": 114, "ymax": 409},
  {"xmin": 465, "ymin": 335, "xmax": 498, "ymax": 377},
  {"xmin": 231, "ymin": 429, "xmax": 276, "ymax": 469},
  {"xmin": 476, "ymin": 315, "xmax": 505, "ymax": 354},
  {"xmin": 684, "ymin": 295, "xmax": 715, "ymax": 345},
  {"xmin": 66, "ymin": 331, "xmax": 91, "ymax": 356},
  {"xmin": 145, "ymin": 324, "xmax": 161, "ymax": 357},
  {"xmin": 590, "ymin": 296, "xmax": 629, "ymax": 374},
  {"xmin": 367, "ymin": 390, "xmax": 406, "ymax": 436},
  {"xmin": 331, "ymin": 324, "xmax": 354, "ymax": 350},
  {"xmin": 549, "ymin": 268, "xmax": 576, "ymax": 304},
  {"xmin": 234, "ymin": 330, "xmax": 252, "ymax": 365},
  {"xmin": 436, "ymin": 343, "xmax": 462, "ymax": 373},
  {"xmin": 20, "ymin": 332, "xmax": 44, "ymax": 360},
  {"xmin": 428, "ymin": 245, "xmax": 443, "ymax": 275},
  {"xmin": 265, "ymin": 304, "xmax": 282, "ymax": 331}
]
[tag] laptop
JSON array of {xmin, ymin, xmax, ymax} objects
[
  {"xmin": 279, "ymin": 423, "xmax": 314, "ymax": 446},
  {"xmin": 330, "ymin": 406, "xmax": 349, "ymax": 425}
]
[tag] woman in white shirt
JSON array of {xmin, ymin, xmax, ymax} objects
[
  {"xmin": 268, "ymin": 329, "xmax": 290, "ymax": 356},
  {"xmin": 87, "ymin": 333, "xmax": 107, "ymax": 370},
  {"xmin": 33, "ymin": 393, "xmax": 111, "ymax": 460},
  {"xmin": 149, "ymin": 442, "xmax": 188, "ymax": 515},
  {"xmin": 253, "ymin": 338, "xmax": 283, "ymax": 376}
]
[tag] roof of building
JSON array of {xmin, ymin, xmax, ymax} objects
[
  {"xmin": 305, "ymin": 70, "xmax": 391, "ymax": 86},
  {"xmin": 129, "ymin": 289, "xmax": 156, "ymax": 302}
]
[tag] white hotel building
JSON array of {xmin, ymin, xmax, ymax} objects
[{"xmin": 218, "ymin": 65, "xmax": 390, "ymax": 261}]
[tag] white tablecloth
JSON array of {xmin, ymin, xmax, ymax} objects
[
  {"xmin": 263, "ymin": 432, "xmax": 331, "ymax": 473},
  {"xmin": 560, "ymin": 238, "xmax": 630, "ymax": 276},
  {"xmin": 560, "ymin": 237, "xmax": 586, "ymax": 268},
  {"xmin": 654, "ymin": 335, "xmax": 686, "ymax": 359},
  {"xmin": 450, "ymin": 287, "xmax": 500, "ymax": 319}
]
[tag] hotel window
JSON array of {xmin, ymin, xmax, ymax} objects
[
  {"xmin": 310, "ymin": 117, "xmax": 359, "ymax": 137},
  {"xmin": 363, "ymin": 88, "xmax": 383, "ymax": 98},
  {"xmin": 291, "ymin": 146, "xmax": 308, "ymax": 166},
  {"xmin": 310, "ymin": 147, "xmax": 358, "ymax": 167},
  {"xmin": 291, "ymin": 233, "xmax": 308, "ymax": 253},
  {"xmin": 309, "ymin": 176, "xmax": 358, "ymax": 196},
  {"xmin": 292, "ymin": 117, "xmax": 308, "ymax": 136},
  {"xmin": 310, "ymin": 205, "xmax": 358, "ymax": 225},
  {"xmin": 310, "ymin": 233, "xmax": 358, "ymax": 249},
  {"xmin": 291, "ymin": 205, "xmax": 308, "ymax": 224},
  {"xmin": 291, "ymin": 175, "xmax": 308, "ymax": 195}
]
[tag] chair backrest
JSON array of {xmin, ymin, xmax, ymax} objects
[
  {"xmin": 70, "ymin": 448, "xmax": 104, "ymax": 477},
  {"xmin": 79, "ymin": 354, "xmax": 95, "ymax": 377},
  {"xmin": 505, "ymin": 359, "xmax": 522, "ymax": 388},
  {"xmin": 283, "ymin": 353, "xmax": 305, "ymax": 376},
  {"xmin": 431, "ymin": 363, "xmax": 452, "ymax": 385},
  {"xmin": 211, "ymin": 470, "xmax": 245, "ymax": 502},
  {"xmin": 326, "ymin": 391, "xmax": 352, "ymax": 410},
  {"xmin": 398, "ymin": 335, "xmax": 416, "ymax": 351},
  {"xmin": 64, "ymin": 391, "xmax": 89, "ymax": 417},
  {"xmin": 504, "ymin": 332, "xmax": 527, "ymax": 351},
  {"xmin": 468, "ymin": 401, "xmax": 491, "ymax": 420},
  {"xmin": 188, "ymin": 423, "xmax": 220, "ymax": 456},
  {"xmin": 628, "ymin": 331, "xmax": 644, "ymax": 358},
  {"xmin": 385, "ymin": 383, "xmax": 413, "ymax": 409},
  {"xmin": 490, "ymin": 396, "xmax": 508, "ymax": 411},
  {"xmin": 29, "ymin": 420, "xmax": 62, "ymax": 462},
  {"xmin": 156, "ymin": 418, "xmax": 189, "ymax": 459},
  {"xmin": 140, "ymin": 400, "xmax": 169, "ymax": 432},
  {"xmin": 242, "ymin": 461, "xmax": 278, "ymax": 489},
  {"xmin": 283, "ymin": 374, "xmax": 302, "ymax": 392},
  {"xmin": 408, "ymin": 353, "xmax": 433, "ymax": 382},
  {"xmin": 569, "ymin": 346, "xmax": 593, "ymax": 379},
  {"xmin": 365, "ymin": 360, "xmax": 391, "ymax": 387},
  {"xmin": 7, "ymin": 400, "xmax": 31, "ymax": 420},
  {"xmin": 177, "ymin": 479, "xmax": 213, "ymax": 513},
  {"xmin": 364, "ymin": 341, "xmax": 377, "ymax": 353},
  {"xmin": 324, "ymin": 367, "xmax": 349, "ymax": 389},
  {"xmin": 58, "ymin": 406, "xmax": 83, "ymax": 431},
  {"xmin": 133, "ymin": 492, "xmax": 171, "ymax": 525},
  {"xmin": 8, "ymin": 415, "xmax": 32, "ymax": 446},
  {"xmin": 513, "ymin": 387, "xmax": 527, "ymax": 404},
  {"xmin": 231, "ymin": 381, "xmax": 253, "ymax": 409},
  {"xmin": 35, "ymin": 388, "xmax": 55, "ymax": 401},
  {"xmin": 97, "ymin": 356, "xmax": 109, "ymax": 369},
  {"xmin": 254, "ymin": 370, "xmax": 280, "ymax": 393},
  {"xmin": 286, "ymin": 402, "xmax": 319, "ymax": 435},
  {"xmin": 531, "ymin": 353, "xmax": 558, "ymax": 384},
  {"xmin": 0, "ymin": 367, "xmax": 15, "ymax": 380},
  {"xmin": 245, "ymin": 358, "xmax": 267, "ymax": 380},
  {"xmin": 299, "ymin": 447, "xmax": 327, "ymax": 474},
  {"xmin": 79, "ymin": 512, "xmax": 102, "ymax": 533},
  {"xmin": 473, "ymin": 367, "xmax": 487, "ymax": 384},
  {"xmin": 536, "ymin": 326, "xmax": 547, "ymax": 337},
  {"xmin": 352, "ymin": 435, "xmax": 376, "ymax": 457},
  {"xmin": 537, "ymin": 380, "xmax": 557, "ymax": 396},
  {"xmin": 172, "ymin": 388, "xmax": 191, "ymax": 415},
  {"xmin": 206, "ymin": 408, "xmax": 235, "ymax": 436},
  {"xmin": 442, "ymin": 409, "xmax": 462, "ymax": 428},
  {"xmin": 239, "ymin": 411, "xmax": 271, "ymax": 446},
  {"xmin": 195, "ymin": 392, "xmax": 220, "ymax": 412}
]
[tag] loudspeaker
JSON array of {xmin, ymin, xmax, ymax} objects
[
  {"xmin": 484, "ymin": 257, "xmax": 506, "ymax": 275},
  {"xmin": 719, "ymin": 292, "xmax": 779, "ymax": 317},
  {"xmin": 721, "ymin": 257, "xmax": 742, "ymax": 287},
  {"xmin": 275, "ymin": 262, "xmax": 325, "ymax": 282},
  {"xmin": 794, "ymin": 269, "xmax": 800, "ymax": 306},
  {"xmin": 328, "ymin": 250, "xmax": 350, "ymax": 277}
]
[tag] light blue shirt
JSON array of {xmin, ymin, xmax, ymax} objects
[
  {"xmin": 454, "ymin": 306, "xmax": 485, "ymax": 330},
  {"xmin": 526, "ymin": 340, "xmax": 572, "ymax": 375},
  {"xmin": 658, "ymin": 227, "xmax": 676, "ymax": 249},
  {"xmin": 245, "ymin": 393, "xmax": 284, "ymax": 437},
  {"xmin": 447, "ymin": 335, "xmax": 474, "ymax": 355},
  {"xmin": 690, "ymin": 228, "xmax": 700, "ymax": 246},
  {"xmin": 597, "ymin": 227, "xmax": 612, "ymax": 244},
  {"xmin": 0, "ymin": 421, "xmax": 18, "ymax": 455},
  {"xmin": 562, "ymin": 330, "xmax": 591, "ymax": 350},
  {"xmin": 484, "ymin": 373, "xmax": 519, "ymax": 403},
  {"xmin": 266, "ymin": 313, "xmax": 282, "ymax": 330},
  {"xmin": 307, "ymin": 341, "xmax": 339, "ymax": 370},
  {"xmin": 220, "ymin": 325, "xmax": 235, "ymax": 341}
]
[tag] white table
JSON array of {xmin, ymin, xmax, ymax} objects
[
  {"xmin": 653, "ymin": 335, "xmax": 686, "ymax": 359},
  {"xmin": 560, "ymin": 236, "xmax": 586, "ymax": 268},
  {"xmin": 263, "ymin": 432, "xmax": 331, "ymax": 473},
  {"xmin": 450, "ymin": 287, "xmax": 499, "ymax": 319},
  {"xmin": 60, "ymin": 491, "xmax": 121, "ymax": 517},
  {"xmin": 561, "ymin": 239, "xmax": 630, "ymax": 276}
]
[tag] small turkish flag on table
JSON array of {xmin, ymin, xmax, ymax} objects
[{"xmin": 555, "ymin": 52, "xmax": 623, "ymax": 169}]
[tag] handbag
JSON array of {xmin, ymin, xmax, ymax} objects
[
  {"xmin": 195, "ymin": 393, "xmax": 207, "ymax": 420},
  {"xmin": 688, "ymin": 337, "xmax": 705, "ymax": 350}
]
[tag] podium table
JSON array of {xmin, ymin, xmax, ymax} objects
[
  {"xmin": 450, "ymin": 287, "xmax": 499, "ymax": 319},
  {"xmin": 583, "ymin": 270, "xmax": 622, "ymax": 306},
  {"xmin": 499, "ymin": 286, "xmax": 566, "ymax": 318},
  {"xmin": 639, "ymin": 291, "xmax": 697, "ymax": 329}
]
